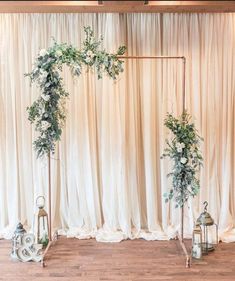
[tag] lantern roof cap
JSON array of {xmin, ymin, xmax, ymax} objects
[
  {"xmin": 14, "ymin": 222, "xmax": 26, "ymax": 235},
  {"xmin": 196, "ymin": 201, "xmax": 214, "ymax": 226},
  {"xmin": 197, "ymin": 211, "xmax": 214, "ymax": 226}
]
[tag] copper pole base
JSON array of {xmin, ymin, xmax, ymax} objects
[
  {"xmin": 177, "ymin": 232, "xmax": 191, "ymax": 268},
  {"xmin": 41, "ymin": 230, "xmax": 58, "ymax": 267}
]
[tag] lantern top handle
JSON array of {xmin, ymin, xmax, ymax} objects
[
  {"xmin": 36, "ymin": 196, "xmax": 45, "ymax": 209},
  {"xmin": 203, "ymin": 201, "xmax": 208, "ymax": 212}
]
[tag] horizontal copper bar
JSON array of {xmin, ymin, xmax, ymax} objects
[{"xmin": 117, "ymin": 56, "xmax": 185, "ymax": 60}]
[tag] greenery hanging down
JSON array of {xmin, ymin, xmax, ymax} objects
[
  {"xmin": 26, "ymin": 26, "xmax": 126, "ymax": 157},
  {"xmin": 161, "ymin": 112, "xmax": 203, "ymax": 208}
]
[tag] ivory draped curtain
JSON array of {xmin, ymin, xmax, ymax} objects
[{"xmin": 0, "ymin": 13, "xmax": 234, "ymax": 242}]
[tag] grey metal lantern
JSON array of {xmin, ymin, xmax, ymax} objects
[
  {"xmin": 11, "ymin": 222, "xmax": 26, "ymax": 260},
  {"xmin": 34, "ymin": 196, "xmax": 49, "ymax": 247},
  {"xmin": 196, "ymin": 201, "xmax": 218, "ymax": 254}
]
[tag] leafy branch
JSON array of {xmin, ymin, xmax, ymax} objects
[
  {"xmin": 161, "ymin": 111, "xmax": 203, "ymax": 208},
  {"xmin": 26, "ymin": 26, "xmax": 126, "ymax": 157}
]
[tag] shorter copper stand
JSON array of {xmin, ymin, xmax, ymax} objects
[
  {"xmin": 176, "ymin": 206, "xmax": 191, "ymax": 268},
  {"xmin": 41, "ymin": 154, "xmax": 59, "ymax": 267},
  {"xmin": 41, "ymin": 230, "xmax": 58, "ymax": 267},
  {"xmin": 177, "ymin": 233, "xmax": 191, "ymax": 268}
]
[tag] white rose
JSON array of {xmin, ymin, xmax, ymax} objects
[
  {"xmin": 41, "ymin": 121, "xmax": 51, "ymax": 131},
  {"xmin": 176, "ymin": 142, "xmax": 185, "ymax": 152},
  {"xmin": 41, "ymin": 94, "xmax": 50, "ymax": 101},
  {"xmin": 32, "ymin": 67, "xmax": 38, "ymax": 75},
  {"xmin": 87, "ymin": 50, "xmax": 94, "ymax": 58},
  {"xmin": 39, "ymin": 49, "xmax": 48, "ymax": 57},
  {"xmin": 188, "ymin": 185, "xmax": 192, "ymax": 192},
  {"xmin": 40, "ymin": 69, "xmax": 47, "ymax": 75},
  {"xmin": 176, "ymin": 142, "xmax": 185, "ymax": 147},
  {"xmin": 176, "ymin": 142, "xmax": 181, "ymax": 148},
  {"xmin": 55, "ymin": 50, "xmax": 63, "ymax": 57},
  {"xmin": 177, "ymin": 147, "xmax": 182, "ymax": 153},
  {"xmin": 40, "ymin": 70, "xmax": 48, "ymax": 79},
  {"xmin": 39, "ymin": 107, "xmax": 45, "ymax": 115},
  {"xmin": 85, "ymin": 57, "xmax": 91, "ymax": 63},
  {"xmin": 39, "ymin": 70, "xmax": 48, "ymax": 83},
  {"xmin": 180, "ymin": 157, "xmax": 187, "ymax": 164}
]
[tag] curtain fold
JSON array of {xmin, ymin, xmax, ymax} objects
[{"xmin": 0, "ymin": 13, "xmax": 234, "ymax": 242}]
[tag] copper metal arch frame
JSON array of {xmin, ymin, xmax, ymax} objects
[{"xmin": 43, "ymin": 55, "xmax": 189, "ymax": 268}]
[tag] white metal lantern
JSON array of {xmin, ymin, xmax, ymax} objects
[
  {"xmin": 192, "ymin": 223, "xmax": 202, "ymax": 259},
  {"xmin": 34, "ymin": 196, "xmax": 49, "ymax": 247}
]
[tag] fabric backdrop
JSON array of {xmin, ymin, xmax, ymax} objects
[{"xmin": 0, "ymin": 13, "xmax": 234, "ymax": 242}]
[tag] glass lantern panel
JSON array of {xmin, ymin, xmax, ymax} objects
[
  {"xmin": 38, "ymin": 216, "xmax": 49, "ymax": 247},
  {"xmin": 192, "ymin": 233, "xmax": 202, "ymax": 259},
  {"xmin": 193, "ymin": 233, "xmax": 201, "ymax": 244}
]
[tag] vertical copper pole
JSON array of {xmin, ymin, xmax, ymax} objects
[
  {"xmin": 181, "ymin": 57, "xmax": 186, "ymax": 242},
  {"xmin": 48, "ymin": 152, "xmax": 52, "ymax": 241},
  {"xmin": 181, "ymin": 205, "xmax": 184, "ymax": 242},
  {"xmin": 182, "ymin": 57, "xmax": 186, "ymax": 113}
]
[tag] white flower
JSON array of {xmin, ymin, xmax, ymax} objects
[
  {"xmin": 192, "ymin": 152, "xmax": 197, "ymax": 158},
  {"xmin": 177, "ymin": 147, "xmax": 182, "ymax": 153},
  {"xmin": 40, "ymin": 70, "xmax": 48, "ymax": 78},
  {"xmin": 41, "ymin": 94, "xmax": 50, "ymax": 101},
  {"xmin": 55, "ymin": 50, "xmax": 63, "ymax": 57},
  {"xmin": 41, "ymin": 121, "xmax": 51, "ymax": 131},
  {"xmin": 32, "ymin": 67, "xmax": 39, "ymax": 75},
  {"xmin": 113, "ymin": 60, "xmax": 118, "ymax": 67},
  {"xmin": 39, "ymin": 49, "xmax": 48, "ymax": 57},
  {"xmin": 180, "ymin": 157, "xmax": 187, "ymax": 164},
  {"xmin": 85, "ymin": 57, "xmax": 91, "ymax": 63},
  {"xmin": 40, "ymin": 69, "xmax": 47, "ymax": 75},
  {"xmin": 176, "ymin": 142, "xmax": 185, "ymax": 148},
  {"xmin": 39, "ymin": 70, "xmax": 48, "ymax": 83},
  {"xmin": 38, "ymin": 107, "xmax": 45, "ymax": 115},
  {"xmin": 176, "ymin": 142, "xmax": 185, "ymax": 152},
  {"xmin": 86, "ymin": 50, "xmax": 94, "ymax": 58}
]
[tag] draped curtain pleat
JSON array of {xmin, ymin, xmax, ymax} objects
[{"xmin": 0, "ymin": 13, "xmax": 234, "ymax": 242}]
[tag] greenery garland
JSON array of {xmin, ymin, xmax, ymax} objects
[
  {"xmin": 26, "ymin": 26, "xmax": 126, "ymax": 157},
  {"xmin": 161, "ymin": 112, "xmax": 203, "ymax": 208}
]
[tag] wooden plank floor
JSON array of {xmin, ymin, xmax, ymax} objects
[{"xmin": 0, "ymin": 237, "xmax": 235, "ymax": 281}]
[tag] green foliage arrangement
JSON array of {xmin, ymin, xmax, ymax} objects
[
  {"xmin": 26, "ymin": 26, "xmax": 126, "ymax": 157},
  {"xmin": 161, "ymin": 112, "xmax": 203, "ymax": 208}
]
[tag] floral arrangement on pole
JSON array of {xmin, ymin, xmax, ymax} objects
[
  {"xmin": 161, "ymin": 111, "xmax": 203, "ymax": 208},
  {"xmin": 26, "ymin": 26, "xmax": 126, "ymax": 157}
]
